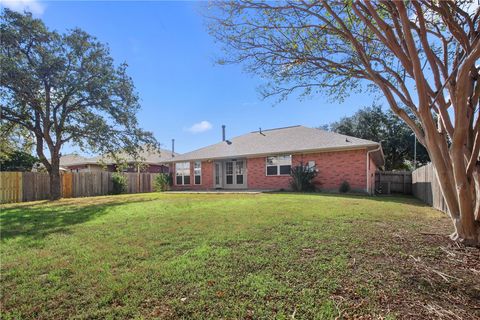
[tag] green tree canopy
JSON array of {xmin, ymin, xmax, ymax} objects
[
  {"xmin": 325, "ymin": 105, "xmax": 429, "ymax": 170},
  {"xmin": 0, "ymin": 9, "xmax": 157, "ymax": 199},
  {"xmin": 0, "ymin": 150, "xmax": 38, "ymax": 172}
]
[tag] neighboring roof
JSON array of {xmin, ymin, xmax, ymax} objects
[
  {"xmin": 169, "ymin": 125, "xmax": 384, "ymax": 166},
  {"xmin": 58, "ymin": 154, "xmax": 90, "ymax": 167},
  {"xmin": 59, "ymin": 148, "xmax": 179, "ymax": 167}
]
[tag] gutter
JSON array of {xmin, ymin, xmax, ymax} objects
[
  {"xmin": 164, "ymin": 144, "xmax": 379, "ymax": 163},
  {"xmin": 366, "ymin": 144, "xmax": 382, "ymax": 195}
]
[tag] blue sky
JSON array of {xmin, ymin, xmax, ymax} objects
[{"xmin": 2, "ymin": 0, "xmax": 379, "ymax": 154}]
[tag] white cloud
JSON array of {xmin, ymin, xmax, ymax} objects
[
  {"xmin": 186, "ymin": 121, "xmax": 213, "ymax": 134},
  {"xmin": 1, "ymin": 0, "xmax": 46, "ymax": 16}
]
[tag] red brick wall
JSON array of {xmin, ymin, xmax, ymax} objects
[
  {"xmin": 172, "ymin": 160, "xmax": 213, "ymax": 190},
  {"xmin": 248, "ymin": 149, "xmax": 369, "ymax": 192},
  {"xmin": 171, "ymin": 148, "xmax": 371, "ymax": 192},
  {"xmin": 299, "ymin": 149, "xmax": 368, "ymax": 192},
  {"xmin": 246, "ymin": 157, "xmax": 291, "ymax": 189}
]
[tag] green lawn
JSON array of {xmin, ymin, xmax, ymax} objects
[{"xmin": 1, "ymin": 193, "xmax": 478, "ymax": 319}]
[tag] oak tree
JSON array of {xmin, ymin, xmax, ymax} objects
[
  {"xmin": 326, "ymin": 105, "xmax": 429, "ymax": 170},
  {"xmin": 0, "ymin": 9, "xmax": 157, "ymax": 199},
  {"xmin": 208, "ymin": 1, "xmax": 480, "ymax": 245}
]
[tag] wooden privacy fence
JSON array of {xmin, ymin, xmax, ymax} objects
[
  {"xmin": 0, "ymin": 172, "xmax": 23, "ymax": 203},
  {"xmin": 412, "ymin": 163, "xmax": 448, "ymax": 214},
  {"xmin": 0, "ymin": 171, "xmax": 160, "ymax": 204},
  {"xmin": 375, "ymin": 170, "xmax": 412, "ymax": 194}
]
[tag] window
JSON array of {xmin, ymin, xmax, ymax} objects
[
  {"xmin": 236, "ymin": 160, "xmax": 244, "ymax": 184},
  {"xmin": 266, "ymin": 155, "xmax": 292, "ymax": 176},
  {"xmin": 307, "ymin": 161, "xmax": 315, "ymax": 170},
  {"xmin": 194, "ymin": 161, "xmax": 201, "ymax": 185},
  {"xmin": 226, "ymin": 161, "xmax": 233, "ymax": 184},
  {"xmin": 175, "ymin": 162, "xmax": 190, "ymax": 185}
]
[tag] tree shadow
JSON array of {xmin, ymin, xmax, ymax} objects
[
  {"xmin": 0, "ymin": 195, "xmax": 159, "ymax": 246},
  {"xmin": 264, "ymin": 191, "xmax": 430, "ymax": 207}
]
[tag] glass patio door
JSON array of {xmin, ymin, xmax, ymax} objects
[{"xmin": 224, "ymin": 160, "xmax": 246, "ymax": 188}]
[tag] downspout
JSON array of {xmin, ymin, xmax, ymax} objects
[{"xmin": 366, "ymin": 144, "xmax": 382, "ymax": 195}]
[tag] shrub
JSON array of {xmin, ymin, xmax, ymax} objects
[
  {"xmin": 111, "ymin": 173, "xmax": 127, "ymax": 194},
  {"xmin": 339, "ymin": 180, "xmax": 350, "ymax": 193},
  {"xmin": 290, "ymin": 163, "xmax": 318, "ymax": 192},
  {"xmin": 154, "ymin": 173, "xmax": 173, "ymax": 192}
]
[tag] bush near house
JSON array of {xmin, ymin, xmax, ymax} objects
[
  {"xmin": 111, "ymin": 173, "xmax": 127, "ymax": 194},
  {"xmin": 154, "ymin": 173, "xmax": 173, "ymax": 192},
  {"xmin": 289, "ymin": 163, "xmax": 317, "ymax": 192},
  {"xmin": 339, "ymin": 180, "xmax": 351, "ymax": 193}
]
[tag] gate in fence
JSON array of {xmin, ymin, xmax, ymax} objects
[{"xmin": 375, "ymin": 170, "xmax": 412, "ymax": 194}]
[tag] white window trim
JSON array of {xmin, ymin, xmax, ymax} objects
[
  {"xmin": 265, "ymin": 155, "xmax": 292, "ymax": 176},
  {"xmin": 175, "ymin": 162, "xmax": 191, "ymax": 185},
  {"xmin": 194, "ymin": 161, "xmax": 202, "ymax": 185}
]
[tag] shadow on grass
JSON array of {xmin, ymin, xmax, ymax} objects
[
  {"xmin": 0, "ymin": 195, "xmax": 159, "ymax": 245},
  {"xmin": 264, "ymin": 191, "xmax": 430, "ymax": 206}
]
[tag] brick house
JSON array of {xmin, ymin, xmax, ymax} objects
[
  {"xmin": 57, "ymin": 148, "xmax": 178, "ymax": 173},
  {"xmin": 167, "ymin": 125, "xmax": 384, "ymax": 194}
]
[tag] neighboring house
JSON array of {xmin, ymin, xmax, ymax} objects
[
  {"xmin": 58, "ymin": 148, "xmax": 178, "ymax": 173},
  {"xmin": 166, "ymin": 125, "xmax": 384, "ymax": 194}
]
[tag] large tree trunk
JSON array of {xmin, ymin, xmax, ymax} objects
[
  {"xmin": 427, "ymin": 136, "xmax": 480, "ymax": 246},
  {"xmin": 48, "ymin": 155, "xmax": 62, "ymax": 201}
]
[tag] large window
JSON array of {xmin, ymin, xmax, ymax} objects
[
  {"xmin": 194, "ymin": 161, "xmax": 201, "ymax": 185},
  {"xmin": 175, "ymin": 162, "xmax": 190, "ymax": 185},
  {"xmin": 266, "ymin": 155, "xmax": 292, "ymax": 176}
]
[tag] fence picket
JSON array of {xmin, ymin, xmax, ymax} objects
[
  {"xmin": 374, "ymin": 170, "xmax": 412, "ymax": 194},
  {"xmin": 0, "ymin": 171, "xmax": 163, "ymax": 203},
  {"xmin": 412, "ymin": 163, "xmax": 448, "ymax": 214}
]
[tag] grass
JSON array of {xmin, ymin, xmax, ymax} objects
[{"xmin": 1, "ymin": 193, "xmax": 478, "ymax": 319}]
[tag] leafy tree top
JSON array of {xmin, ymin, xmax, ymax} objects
[{"xmin": 0, "ymin": 9, "xmax": 158, "ymax": 173}]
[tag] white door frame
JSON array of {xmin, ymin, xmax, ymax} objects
[
  {"xmin": 216, "ymin": 159, "xmax": 247, "ymax": 189},
  {"xmin": 214, "ymin": 161, "xmax": 223, "ymax": 189}
]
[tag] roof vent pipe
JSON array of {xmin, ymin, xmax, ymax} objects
[
  {"xmin": 171, "ymin": 139, "xmax": 175, "ymax": 157},
  {"xmin": 222, "ymin": 125, "xmax": 226, "ymax": 142}
]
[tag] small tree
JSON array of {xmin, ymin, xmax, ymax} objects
[
  {"xmin": 208, "ymin": 1, "xmax": 480, "ymax": 245},
  {"xmin": 0, "ymin": 9, "xmax": 157, "ymax": 200},
  {"xmin": 290, "ymin": 163, "xmax": 317, "ymax": 192},
  {"xmin": 339, "ymin": 181, "xmax": 351, "ymax": 194},
  {"xmin": 111, "ymin": 173, "xmax": 127, "ymax": 195},
  {"xmin": 153, "ymin": 173, "xmax": 173, "ymax": 192}
]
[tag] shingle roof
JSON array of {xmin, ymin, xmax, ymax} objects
[
  {"xmin": 59, "ymin": 148, "xmax": 178, "ymax": 167},
  {"xmin": 170, "ymin": 125, "xmax": 384, "ymax": 165},
  {"xmin": 58, "ymin": 154, "xmax": 90, "ymax": 167}
]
